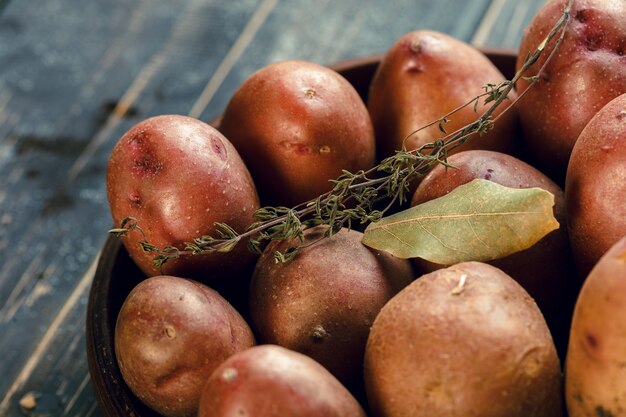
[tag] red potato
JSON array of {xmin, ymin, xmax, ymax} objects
[
  {"xmin": 516, "ymin": 0, "xmax": 626, "ymax": 181},
  {"xmin": 198, "ymin": 345, "xmax": 367, "ymax": 417},
  {"xmin": 566, "ymin": 236, "xmax": 626, "ymax": 417},
  {"xmin": 368, "ymin": 30, "xmax": 517, "ymax": 162},
  {"xmin": 248, "ymin": 226, "xmax": 414, "ymax": 387},
  {"xmin": 219, "ymin": 60, "xmax": 376, "ymax": 207},
  {"xmin": 106, "ymin": 115, "xmax": 260, "ymax": 286},
  {"xmin": 114, "ymin": 275, "xmax": 256, "ymax": 417},
  {"xmin": 566, "ymin": 93, "xmax": 626, "ymax": 277},
  {"xmin": 411, "ymin": 150, "xmax": 577, "ymax": 357},
  {"xmin": 364, "ymin": 262, "xmax": 563, "ymax": 417}
]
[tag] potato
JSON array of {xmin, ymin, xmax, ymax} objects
[
  {"xmin": 516, "ymin": 0, "xmax": 626, "ymax": 181},
  {"xmin": 249, "ymin": 226, "xmax": 413, "ymax": 387},
  {"xmin": 566, "ymin": 236, "xmax": 626, "ymax": 417},
  {"xmin": 565, "ymin": 93, "xmax": 626, "ymax": 277},
  {"xmin": 198, "ymin": 345, "xmax": 366, "ymax": 417},
  {"xmin": 106, "ymin": 114, "xmax": 260, "ymax": 286},
  {"xmin": 367, "ymin": 30, "xmax": 517, "ymax": 162},
  {"xmin": 411, "ymin": 150, "xmax": 577, "ymax": 357},
  {"xmin": 114, "ymin": 275, "xmax": 255, "ymax": 417},
  {"xmin": 219, "ymin": 60, "xmax": 376, "ymax": 206},
  {"xmin": 364, "ymin": 262, "xmax": 562, "ymax": 417}
]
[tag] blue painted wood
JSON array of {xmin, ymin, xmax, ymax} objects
[{"xmin": 473, "ymin": 0, "xmax": 546, "ymax": 48}]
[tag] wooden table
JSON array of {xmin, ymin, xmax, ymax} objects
[{"xmin": 0, "ymin": 0, "xmax": 545, "ymax": 415}]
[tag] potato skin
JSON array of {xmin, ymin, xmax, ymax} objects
[
  {"xmin": 364, "ymin": 262, "xmax": 562, "ymax": 417},
  {"xmin": 198, "ymin": 345, "xmax": 367, "ymax": 417},
  {"xmin": 114, "ymin": 275, "xmax": 256, "ymax": 417},
  {"xmin": 367, "ymin": 30, "xmax": 517, "ymax": 161},
  {"xmin": 249, "ymin": 226, "xmax": 413, "ymax": 386},
  {"xmin": 411, "ymin": 150, "xmax": 576, "ymax": 357},
  {"xmin": 219, "ymin": 60, "xmax": 376, "ymax": 207},
  {"xmin": 106, "ymin": 115, "xmax": 260, "ymax": 284},
  {"xmin": 516, "ymin": 0, "xmax": 626, "ymax": 181},
  {"xmin": 565, "ymin": 93, "xmax": 626, "ymax": 277},
  {"xmin": 566, "ymin": 237, "xmax": 626, "ymax": 417}
]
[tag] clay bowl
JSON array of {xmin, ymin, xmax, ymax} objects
[{"xmin": 86, "ymin": 48, "xmax": 519, "ymax": 417}]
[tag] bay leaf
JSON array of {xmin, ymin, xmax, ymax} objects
[{"xmin": 362, "ymin": 179, "xmax": 559, "ymax": 264}]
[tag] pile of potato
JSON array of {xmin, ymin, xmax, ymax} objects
[{"xmin": 105, "ymin": 0, "xmax": 626, "ymax": 416}]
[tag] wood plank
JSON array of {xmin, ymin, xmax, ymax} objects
[
  {"xmin": 472, "ymin": 0, "xmax": 545, "ymax": 49},
  {"xmin": 0, "ymin": 258, "xmax": 99, "ymax": 417}
]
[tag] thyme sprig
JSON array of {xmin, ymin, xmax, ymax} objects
[{"xmin": 110, "ymin": 0, "xmax": 574, "ymax": 269}]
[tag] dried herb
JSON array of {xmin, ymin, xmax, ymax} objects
[{"xmin": 361, "ymin": 179, "xmax": 559, "ymax": 264}]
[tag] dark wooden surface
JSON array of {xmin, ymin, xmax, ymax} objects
[{"xmin": 0, "ymin": 1, "xmax": 545, "ymax": 415}]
